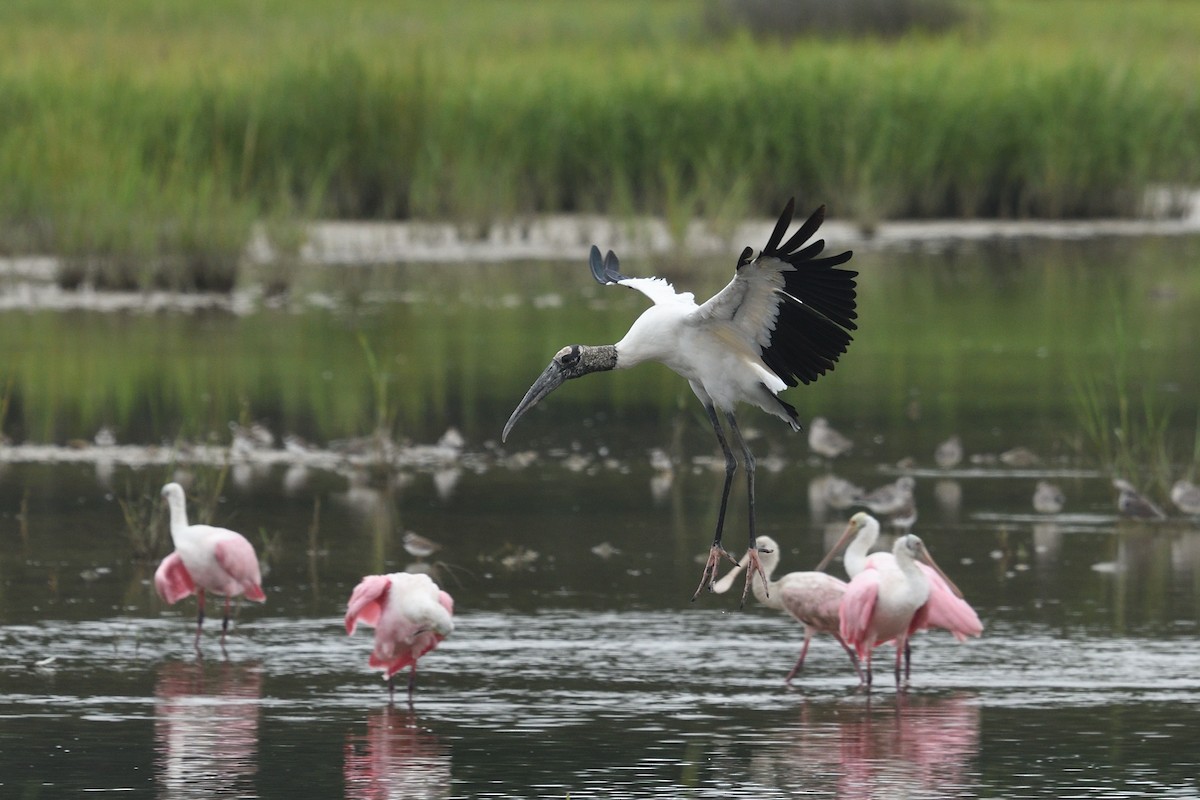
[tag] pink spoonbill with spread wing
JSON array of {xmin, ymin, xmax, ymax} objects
[
  {"xmin": 817, "ymin": 511, "xmax": 982, "ymax": 659},
  {"xmin": 154, "ymin": 482, "xmax": 266, "ymax": 647},
  {"xmin": 714, "ymin": 535, "xmax": 862, "ymax": 684},
  {"xmin": 839, "ymin": 534, "xmax": 952, "ymax": 687},
  {"xmin": 346, "ymin": 572, "xmax": 455, "ymax": 703},
  {"xmin": 501, "ymin": 199, "xmax": 857, "ymax": 603}
]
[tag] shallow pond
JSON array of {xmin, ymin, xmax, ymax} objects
[{"xmin": 2, "ymin": 232, "xmax": 1200, "ymax": 798}]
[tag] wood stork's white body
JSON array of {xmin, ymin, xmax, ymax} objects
[
  {"xmin": 612, "ymin": 277, "xmax": 796, "ymax": 427},
  {"xmin": 502, "ymin": 200, "xmax": 858, "ymax": 602}
]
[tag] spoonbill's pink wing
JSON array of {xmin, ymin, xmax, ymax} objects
[
  {"xmin": 437, "ymin": 590, "xmax": 455, "ymax": 617},
  {"xmin": 154, "ymin": 552, "xmax": 196, "ymax": 604},
  {"xmin": 213, "ymin": 535, "xmax": 266, "ymax": 602},
  {"xmin": 916, "ymin": 564, "xmax": 982, "ymax": 641},
  {"xmin": 839, "ymin": 569, "xmax": 881, "ymax": 659},
  {"xmin": 346, "ymin": 574, "xmax": 392, "ymax": 634}
]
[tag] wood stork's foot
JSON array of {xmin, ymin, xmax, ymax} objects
[
  {"xmin": 690, "ymin": 544, "xmax": 738, "ymax": 601},
  {"xmin": 737, "ymin": 546, "xmax": 770, "ymax": 609}
]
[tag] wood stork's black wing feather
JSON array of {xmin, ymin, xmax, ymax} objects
[
  {"xmin": 694, "ymin": 198, "xmax": 857, "ymax": 388},
  {"xmin": 589, "ymin": 245, "xmax": 627, "ymax": 285},
  {"xmin": 756, "ymin": 202, "xmax": 857, "ymax": 386}
]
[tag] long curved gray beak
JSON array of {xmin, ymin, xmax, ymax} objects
[{"xmin": 502, "ymin": 360, "xmax": 566, "ymax": 442}]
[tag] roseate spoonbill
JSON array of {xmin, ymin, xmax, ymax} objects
[
  {"xmin": 346, "ymin": 572, "xmax": 455, "ymax": 703},
  {"xmin": 713, "ymin": 535, "xmax": 862, "ymax": 683},
  {"xmin": 501, "ymin": 199, "xmax": 857, "ymax": 603},
  {"xmin": 154, "ymin": 482, "xmax": 266, "ymax": 647},
  {"xmin": 840, "ymin": 534, "xmax": 955, "ymax": 686},
  {"xmin": 1033, "ymin": 480, "xmax": 1065, "ymax": 514},
  {"xmin": 808, "ymin": 417, "xmax": 853, "ymax": 460},
  {"xmin": 1171, "ymin": 479, "xmax": 1200, "ymax": 515},
  {"xmin": 1113, "ymin": 478, "xmax": 1166, "ymax": 520},
  {"xmin": 816, "ymin": 512, "xmax": 981, "ymax": 670}
]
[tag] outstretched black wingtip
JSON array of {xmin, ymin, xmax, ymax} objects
[
  {"xmin": 589, "ymin": 245, "xmax": 625, "ymax": 285},
  {"xmin": 588, "ymin": 245, "xmax": 606, "ymax": 284},
  {"xmin": 763, "ymin": 197, "xmax": 797, "ymax": 255},
  {"xmin": 774, "ymin": 203, "xmax": 827, "ymax": 256}
]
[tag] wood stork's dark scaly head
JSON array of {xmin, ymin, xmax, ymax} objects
[{"xmin": 502, "ymin": 344, "xmax": 618, "ymax": 442}]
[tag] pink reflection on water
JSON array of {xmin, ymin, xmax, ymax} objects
[
  {"xmin": 153, "ymin": 660, "xmax": 262, "ymax": 798},
  {"xmin": 751, "ymin": 694, "xmax": 980, "ymax": 797},
  {"xmin": 344, "ymin": 706, "xmax": 452, "ymax": 800}
]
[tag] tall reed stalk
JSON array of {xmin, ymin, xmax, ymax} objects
[{"xmin": 1069, "ymin": 314, "xmax": 1179, "ymax": 500}]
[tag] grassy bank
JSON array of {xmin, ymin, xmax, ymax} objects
[{"xmin": 1, "ymin": 1, "xmax": 1199, "ymax": 286}]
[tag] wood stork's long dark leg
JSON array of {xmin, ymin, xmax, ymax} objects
[
  {"xmin": 690, "ymin": 404, "xmax": 740, "ymax": 601},
  {"xmin": 726, "ymin": 410, "xmax": 769, "ymax": 607}
]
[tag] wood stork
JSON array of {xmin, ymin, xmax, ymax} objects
[{"xmin": 501, "ymin": 199, "xmax": 857, "ymax": 602}]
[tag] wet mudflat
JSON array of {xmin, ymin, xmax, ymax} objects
[{"xmin": 2, "ymin": 232, "xmax": 1200, "ymax": 797}]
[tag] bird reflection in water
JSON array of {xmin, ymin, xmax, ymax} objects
[
  {"xmin": 344, "ymin": 706, "xmax": 452, "ymax": 800},
  {"xmin": 747, "ymin": 694, "xmax": 980, "ymax": 798},
  {"xmin": 154, "ymin": 660, "xmax": 262, "ymax": 798}
]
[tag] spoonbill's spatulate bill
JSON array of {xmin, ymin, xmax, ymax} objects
[
  {"xmin": 346, "ymin": 572, "xmax": 455, "ymax": 704},
  {"xmin": 714, "ymin": 535, "xmax": 862, "ymax": 684},
  {"xmin": 502, "ymin": 199, "xmax": 857, "ymax": 603},
  {"xmin": 154, "ymin": 482, "xmax": 266, "ymax": 648}
]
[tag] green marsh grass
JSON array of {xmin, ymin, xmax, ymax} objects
[
  {"xmin": 2, "ymin": 2, "xmax": 1200, "ymax": 287},
  {"xmin": 119, "ymin": 476, "xmax": 169, "ymax": 560}
]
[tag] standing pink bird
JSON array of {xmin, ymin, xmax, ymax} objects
[
  {"xmin": 154, "ymin": 482, "xmax": 266, "ymax": 647},
  {"xmin": 817, "ymin": 511, "xmax": 982, "ymax": 654},
  {"xmin": 713, "ymin": 535, "xmax": 862, "ymax": 683},
  {"xmin": 839, "ymin": 534, "xmax": 937, "ymax": 686},
  {"xmin": 345, "ymin": 572, "xmax": 455, "ymax": 704}
]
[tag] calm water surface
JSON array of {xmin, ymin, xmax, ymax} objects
[{"xmin": 2, "ymin": 235, "xmax": 1200, "ymax": 798}]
